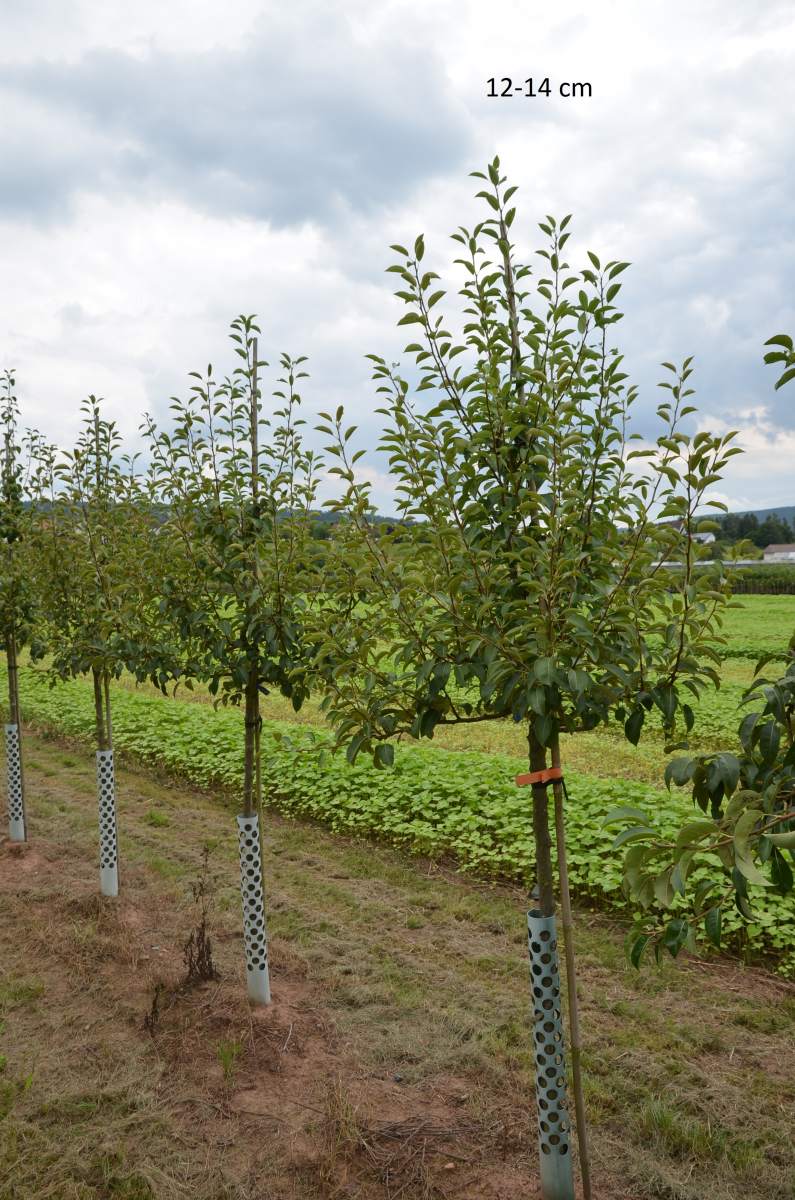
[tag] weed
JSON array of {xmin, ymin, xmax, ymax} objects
[
  {"xmin": 0, "ymin": 1080, "xmax": 16, "ymax": 1119},
  {"xmin": 0, "ymin": 1071, "xmax": 33, "ymax": 1119},
  {"xmin": 144, "ymin": 809, "xmax": 169, "ymax": 828},
  {"xmin": 216, "ymin": 1039, "xmax": 241, "ymax": 1084},
  {"xmin": 143, "ymin": 855, "xmax": 182, "ymax": 880},
  {"xmin": 320, "ymin": 1078, "xmax": 363, "ymax": 1181},
  {"xmin": 182, "ymin": 847, "xmax": 220, "ymax": 987},
  {"xmin": 0, "ymin": 978, "xmax": 44, "ymax": 1010},
  {"xmin": 635, "ymin": 1097, "xmax": 761, "ymax": 1169},
  {"xmin": 142, "ymin": 982, "xmax": 163, "ymax": 1035},
  {"xmin": 731, "ymin": 1004, "xmax": 790, "ymax": 1034}
]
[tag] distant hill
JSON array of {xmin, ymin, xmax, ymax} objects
[
  {"xmin": 732, "ymin": 505, "xmax": 795, "ymax": 525},
  {"xmin": 696, "ymin": 504, "xmax": 795, "ymax": 526},
  {"xmin": 310, "ymin": 509, "xmax": 402, "ymax": 526}
]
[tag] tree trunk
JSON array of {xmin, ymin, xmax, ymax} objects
[
  {"xmin": 243, "ymin": 669, "xmax": 258, "ymax": 818},
  {"xmin": 103, "ymin": 670, "xmax": 114, "ymax": 751},
  {"xmin": 235, "ymin": 335, "xmax": 271, "ymax": 1005},
  {"xmin": 5, "ymin": 630, "xmax": 26, "ymax": 842},
  {"xmin": 526, "ymin": 727, "xmax": 575, "ymax": 1200},
  {"xmin": 93, "ymin": 666, "xmax": 108, "ymax": 750},
  {"xmin": 529, "ymin": 730, "xmax": 555, "ymax": 913},
  {"xmin": 6, "ymin": 631, "xmax": 20, "ymax": 726},
  {"xmin": 551, "ymin": 736, "xmax": 592, "ymax": 1200},
  {"xmin": 93, "ymin": 666, "xmax": 118, "ymax": 896}
]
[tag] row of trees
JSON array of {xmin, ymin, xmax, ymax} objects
[
  {"xmin": 713, "ymin": 510, "xmax": 794, "ymax": 552},
  {"xmin": 2, "ymin": 162, "xmax": 789, "ymax": 1200}
]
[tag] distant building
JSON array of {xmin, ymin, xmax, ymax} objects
[{"xmin": 763, "ymin": 543, "xmax": 795, "ymax": 562}]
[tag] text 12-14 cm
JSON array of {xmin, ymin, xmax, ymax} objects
[{"xmin": 487, "ymin": 78, "xmax": 592, "ymax": 98}]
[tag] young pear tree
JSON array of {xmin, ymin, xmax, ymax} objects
[
  {"xmin": 0, "ymin": 371, "xmax": 40, "ymax": 843},
  {"xmin": 315, "ymin": 161, "xmax": 737, "ymax": 1200},
  {"xmin": 29, "ymin": 399, "xmax": 159, "ymax": 895},
  {"xmin": 143, "ymin": 315, "xmax": 320, "ymax": 1005}
]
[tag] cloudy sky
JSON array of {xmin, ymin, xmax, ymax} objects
[{"xmin": 1, "ymin": 0, "xmax": 793, "ymax": 512}]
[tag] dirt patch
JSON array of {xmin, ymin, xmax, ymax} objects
[{"xmin": 0, "ymin": 839, "xmax": 50, "ymax": 880}]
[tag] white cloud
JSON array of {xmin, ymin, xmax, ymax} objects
[
  {"xmin": 1, "ymin": 0, "xmax": 794, "ymax": 514},
  {"xmin": 694, "ymin": 408, "xmax": 795, "ymax": 511}
]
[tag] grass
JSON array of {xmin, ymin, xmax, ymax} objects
[
  {"xmin": 1, "ymin": 732, "xmax": 793, "ymax": 1199},
  {"xmin": 143, "ymin": 809, "xmax": 170, "ymax": 828},
  {"xmin": 0, "ymin": 979, "xmax": 44, "ymax": 1011}
]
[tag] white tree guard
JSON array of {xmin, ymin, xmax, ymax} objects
[
  {"xmin": 528, "ymin": 908, "xmax": 575, "ymax": 1200},
  {"xmin": 5, "ymin": 723, "xmax": 25, "ymax": 842},
  {"xmin": 236, "ymin": 813, "xmax": 271, "ymax": 1004},
  {"xmin": 96, "ymin": 749, "xmax": 119, "ymax": 897}
]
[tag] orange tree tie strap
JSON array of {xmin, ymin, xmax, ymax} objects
[{"xmin": 515, "ymin": 767, "xmax": 564, "ymax": 787}]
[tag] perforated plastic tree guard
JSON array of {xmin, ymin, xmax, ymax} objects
[
  {"xmin": 527, "ymin": 908, "xmax": 575, "ymax": 1200},
  {"xmin": 5, "ymin": 723, "xmax": 25, "ymax": 842},
  {"xmin": 236, "ymin": 813, "xmax": 271, "ymax": 1005},
  {"xmin": 96, "ymin": 749, "xmax": 119, "ymax": 897}
]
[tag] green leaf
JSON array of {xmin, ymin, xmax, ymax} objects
[
  {"xmin": 653, "ymin": 868, "xmax": 675, "ymax": 907},
  {"xmin": 774, "ymin": 367, "xmax": 795, "ymax": 390},
  {"xmin": 734, "ymin": 854, "xmax": 771, "ymax": 888},
  {"xmin": 624, "ymin": 708, "xmax": 644, "ymax": 746},
  {"xmin": 532, "ymin": 657, "xmax": 555, "ymax": 685},
  {"xmin": 674, "ymin": 819, "xmax": 716, "ymax": 852},
  {"xmin": 629, "ymin": 934, "xmax": 649, "ymax": 969},
  {"xmin": 602, "ymin": 806, "xmax": 652, "ymax": 827},
  {"xmin": 346, "ymin": 733, "xmax": 366, "ymax": 764},
  {"xmin": 733, "ymin": 808, "xmax": 763, "ymax": 862},
  {"xmin": 664, "ymin": 756, "xmax": 694, "ymax": 789},
  {"xmin": 374, "ymin": 742, "xmax": 395, "ymax": 768},
  {"xmin": 704, "ymin": 906, "xmax": 722, "ymax": 948},
  {"xmin": 661, "ymin": 918, "xmax": 689, "ymax": 958},
  {"xmin": 768, "ymin": 830, "xmax": 795, "ymax": 849},
  {"xmin": 758, "ymin": 721, "xmax": 780, "ymax": 765},
  {"xmin": 611, "ymin": 826, "xmax": 654, "ymax": 850}
]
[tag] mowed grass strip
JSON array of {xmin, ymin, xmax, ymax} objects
[{"xmin": 1, "ymin": 733, "xmax": 794, "ymax": 1199}]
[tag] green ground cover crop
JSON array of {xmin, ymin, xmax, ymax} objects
[
  {"xmin": 9, "ymin": 664, "xmax": 794, "ymax": 975},
  {"xmin": 718, "ymin": 595, "xmax": 795, "ymax": 661}
]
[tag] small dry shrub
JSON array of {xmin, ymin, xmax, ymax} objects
[{"xmin": 182, "ymin": 847, "xmax": 219, "ymax": 987}]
